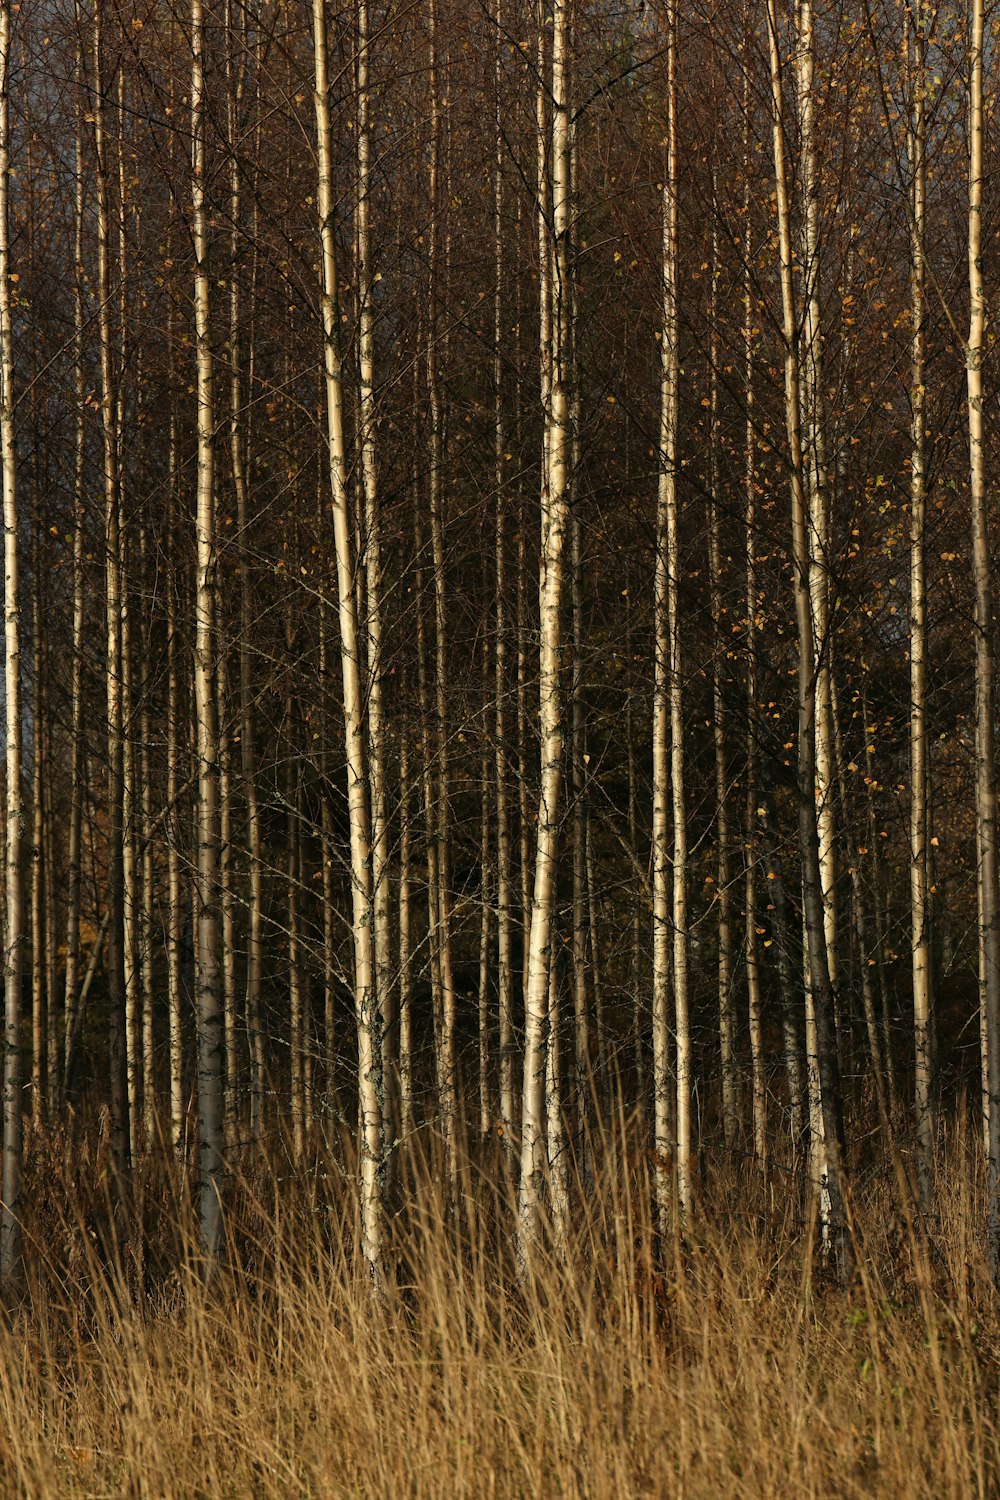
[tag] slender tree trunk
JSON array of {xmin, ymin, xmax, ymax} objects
[
  {"xmin": 981, "ymin": 860, "xmax": 991, "ymax": 1156},
  {"xmin": 585, "ymin": 822, "xmax": 604, "ymax": 1094},
  {"xmin": 571, "ymin": 437, "xmax": 589, "ymax": 1137},
  {"xmin": 767, "ymin": 0, "xmax": 847, "ymax": 1249},
  {"xmin": 743, "ymin": 36, "xmax": 767, "ymax": 1171},
  {"xmin": 967, "ymin": 0, "xmax": 1000, "ymax": 1278},
  {"xmin": 356, "ymin": 0, "xmax": 392, "ymax": 1156},
  {"xmin": 626, "ymin": 593, "xmax": 644, "ymax": 1122},
  {"xmin": 707, "ymin": 175, "xmax": 737, "ymax": 1153},
  {"xmin": 191, "ymin": 0, "xmax": 224, "ymax": 1266},
  {"xmin": 399, "ymin": 695, "xmax": 414, "ymax": 1143},
  {"xmin": 545, "ymin": 916, "xmax": 568, "ymax": 1249},
  {"xmin": 123, "ymin": 537, "xmax": 140, "ymax": 1164},
  {"xmin": 118, "ymin": 74, "xmax": 141, "ymax": 1171},
  {"xmin": 761, "ymin": 787, "xmax": 805, "ymax": 1149},
  {"xmin": 0, "ymin": 0, "xmax": 22, "ymax": 1283},
  {"xmin": 311, "ymin": 0, "xmax": 382, "ymax": 1283},
  {"xmin": 861, "ymin": 678, "xmax": 896, "ymax": 1111},
  {"xmin": 43, "ymin": 720, "xmax": 58, "ymax": 1117},
  {"xmin": 426, "ymin": 0, "xmax": 456, "ymax": 1184},
  {"xmin": 140, "ymin": 525, "xmax": 155, "ymax": 1144},
  {"xmin": 229, "ymin": 7, "xmax": 264, "ymax": 1142},
  {"xmin": 31, "ymin": 526, "xmax": 45, "ymax": 1125},
  {"xmin": 219, "ymin": 650, "xmax": 237, "ymax": 1152},
  {"xmin": 166, "ymin": 397, "xmax": 185, "ymax": 1158},
  {"xmin": 795, "ymin": 0, "xmax": 838, "ymax": 1036},
  {"xmin": 908, "ymin": 0, "xmax": 933, "ymax": 1210},
  {"xmin": 286, "ymin": 662, "xmax": 304, "ymax": 1163},
  {"xmin": 830, "ymin": 688, "xmax": 889, "ymax": 1134},
  {"xmin": 494, "ymin": 0, "xmax": 514, "ymax": 1135},
  {"xmin": 518, "ymin": 0, "xmax": 572, "ymax": 1263},
  {"xmin": 63, "ymin": 41, "xmax": 87, "ymax": 1097},
  {"xmin": 414, "ymin": 494, "xmax": 444, "ymax": 1113},
  {"xmin": 318, "ymin": 550, "xmax": 336, "ymax": 1116},
  {"xmin": 652, "ymin": 0, "xmax": 689, "ymax": 1232},
  {"xmin": 298, "ymin": 797, "xmax": 313, "ymax": 1142},
  {"xmin": 92, "ymin": 1, "xmax": 129, "ymax": 1181},
  {"xmin": 479, "ymin": 700, "xmax": 492, "ymax": 1138},
  {"xmin": 518, "ymin": 489, "xmax": 531, "ymax": 1004}
]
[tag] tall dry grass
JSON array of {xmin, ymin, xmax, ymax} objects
[{"xmin": 1, "ymin": 1105, "xmax": 998, "ymax": 1498}]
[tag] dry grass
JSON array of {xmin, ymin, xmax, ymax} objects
[{"xmin": 1, "ymin": 1109, "xmax": 998, "ymax": 1498}]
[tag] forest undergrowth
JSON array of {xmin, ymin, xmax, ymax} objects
[{"xmin": 1, "ymin": 1100, "xmax": 997, "ymax": 1499}]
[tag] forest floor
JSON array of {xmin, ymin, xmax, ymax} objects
[{"xmin": 0, "ymin": 1109, "xmax": 997, "ymax": 1498}]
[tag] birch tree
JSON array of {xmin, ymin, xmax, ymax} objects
[
  {"xmin": 191, "ymin": 0, "xmax": 224, "ymax": 1265},
  {"xmin": 518, "ymin": 0, "xmax": 572, "ymax": 1262},
  {"xmin": 908, "ymin": 0, "xmax": 932, "ymax": 1207},
  {"xmin": 967, "ymin": 0, "xmax": 1000, "ymax": 1276},
  {"xmin": 766, "ymin": 0, "xmax": 847, "ymax": 1250},
  {"xmin": 0, "ymin": 0, "xmax": 21, "ymax": 1284},
  {"xmin": 311, "ymin": 0, "xmax": 383, "ymax": 1284},
  {"xmin": 652, "ymin": 0, "xmax": 688, "ymax": 1234}
]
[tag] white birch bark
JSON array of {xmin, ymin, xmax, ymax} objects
[
  {"xmin": 743, "ymin": 23, "xmax": 766, "ymax": 1171},
  {"xmin": 0, "ymin": 0, "xmax": 21, "ymax": 1281},
  {"xmin": 652, "ymin": 0, "xmax": 689, "ymax": 1232},
  {"xmin": 191, "ymin": 0, "xmax": 225, "ymax": 1266},
  {"xmin": 794, "ymin": 0, "xmax": 838, "ymax": 1028},
  {"xmin": 518, "ymin": 0, "xmax": 572, "ymax": 1264},
  {"xmin": 967, "ymin": 0, "xmax": 1000, "ymax": 1277},
  {"xmin": 92, "ymin": 2, "xmax": 129, "ymax": 1178},
  {"xmin": 356, "ymin": 0, "xmax": 392, "ymax": 1147},
  {"xmin": 767, "ymin": 0, "xmax": 846, "ymax": 1247},
  {"xmin": 908, "ymin": 0, "xmax": 933, "ymax": 1208},
  {"xmin": 311, "ymin": 0, "xmax": 383, "ymax": 1284},
  {"xmin": 494, "ymin": 0, "xmax": 514, "ymax": 1134}
]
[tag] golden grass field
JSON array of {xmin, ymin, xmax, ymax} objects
[{"xmin": 1, "ymin": 1108, "xmax": 997, "ymax": 1498}]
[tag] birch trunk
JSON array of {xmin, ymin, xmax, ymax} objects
[
  {"xmin": 426, "ymin": 0, "xmax": 456, "ymax": 1183},
  {"xmin": 908, "ymin": 0, "xmax": 933, "ymax": 1209},
  {"xmin": 518, "ymin": 0, "xmax": 571, "ymax": 1262},
  {"xmin": 545, "ymin": 918, "xmax": 568, "ymax": 1249},
  {"xmin": 140, "ymin": 525, "xmax": 155, "ymax": 1143},
  {"xmin": 166, "ymin": 394, "xmax": 185, "ymax": 1157},
  {"xmin": 30, "ymin": 528, "xmax": 44, "ymax": 1123},
  {"xmin": 479, "ymin": 684, "xmax": 492, "ymax": 1137},
  {"xmin": 626, "ymin": 592, "xmax": 644, "ymax": 1121},
  {"xmin": 571, "ymin": 440, "xmax": 589, "ymax": 1137},
  {"xmin": 743, "ymin": 33, "xmax": 766, "ymax": 1169},
  {"xmin": 63, "ymin": 42, "xmax": 86, "ymax": 1095},
  {"xmin": 767, "ymin": 0, "xmax": 846, "ymax": 1247},
  {"xmin": 356, "ymin": 0, "xmax": 393, "ymax": 1150},
  {"xmin": 229, "ymin": 7, "xmax": 264, "ymax": 1141},
  {"xmin": 118, "ymin": 76, "xmax": 140, "ymax": 1169},
  {"xmin": 286, "ymin": 669, "xmax": 304, "ymax": 1163},
  {"xmin": 707, "ymin": 178, "xmax": 737, "ymax": 1152},
  {"xmin": 795, "ymin": 0, "xmax": 838, "ymax": 1026},
  {"xmin": 652, "ymin": 0, "xmax": 689, "ymax": 1232},
  {"xmin": 217, "ymin": 646, "xmax": 237, "ymax": 1152},
  {"xmin": 92, "ymin": 2, "xmax": 129, "ymax": 1180},
  {"xmin": 311, "ymin": 0, "xmax": 383, "ymax": 1283},
  {"xmin": 191, "ymin": 0, "xmax": 225, "ymax": 1265},
  {"xmin": 494, "ymin": 0, "xmax": 514, "ymax": 1134},
  {"xmin": 967, "ymin": 0, "xmax": 1000, "ymax": 1277},
  {"xmin": 399, "ymin": 695, "xmax": 414, "ymax": 1142},
  {"xmin": 0, "ymin": 0, "xmax": 21, "ymax": 1281}
]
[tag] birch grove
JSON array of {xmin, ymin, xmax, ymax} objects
[{"xmin": 0, "ymin": 0, "xmax": 994, "ymax": 1297}]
